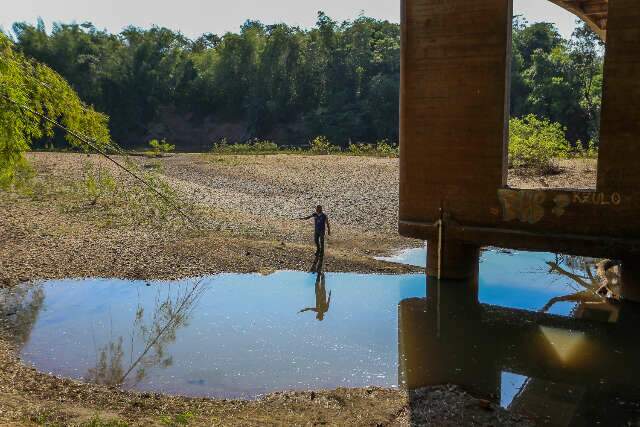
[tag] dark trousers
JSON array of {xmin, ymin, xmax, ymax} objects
[{"xmin": 314, "ymin": 230, "xmax": 325, "ymax": 254}]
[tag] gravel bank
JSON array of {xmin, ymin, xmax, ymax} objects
[{"xmin": 0, "ymin": 152, "xmax": 421, "ymax": 286}]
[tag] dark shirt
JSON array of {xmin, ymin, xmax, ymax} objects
[{"xmin": 312, "ymin": 212, "xmax": 328, "ymax": 233}]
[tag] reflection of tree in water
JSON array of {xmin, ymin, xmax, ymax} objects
[
  {"xmin": 542, "ymin": 255, "xmax": 620, "ymax": 314},
  {"xmin": 0, "ymin": 284, "xmax": 45, "ymax": 348},
  {"xmin": 86, "ymin": 280, "xmax": 205, "ymax": 387},
  {"xmin": 88, "ymin": 337, "xmax": 125, "ymax": 385}
]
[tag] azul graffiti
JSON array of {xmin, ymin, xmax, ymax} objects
[
  {"xmin": 498, "ymin": 190, "xmax": 623, "ymax": 224},
  {"xmin": 572, "ymin": 192, "xmax": 622, "ymax": 206}
]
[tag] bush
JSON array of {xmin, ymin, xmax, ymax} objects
[
  {"xmin": 148, "ymin": 139, "xmax": 175, "ymax": 156},
  {"xmin": 82, "ymin": 415, "xmax": 129, "ymax": 427},
  {"xmin": 347, "ymin": 140, "xmax": 398, "ymax": 157},
  {"xmin": 160, "ymin": 411, "xmax": 194, "ymax": 426},
  {"xmin": 73, "ymin": 161, "xmax": 192, "ymax": 226},
  {"xmin": 509, "ymin": 115, "xmax": 570, "ymax": 172},
  {"xmin": 83, "ymin": 163, "xmax": 117, "ymax": 205},
  {"xmin": 210, "ymin": 138, "xmax": 279, "ymax": 154},
  {"xmin": 374, "ymin": 139, "xmax": 399, "ymax": 157},
  {"xmin": 573, "ymin": 139, "xmax": 599, "ymax": 159},
  {"xmin": 347, "ymin": 142, "xmax": 374, "ymax": 155},
  {"xmin": 310, "ymin": 136, "xmax": 340, "ymax": 154}
]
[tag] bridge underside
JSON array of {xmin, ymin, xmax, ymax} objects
[
  {"xmin": 549, "ymin": 0, "xmax": 608, "ymax": 39},
  {"xmin": 399, "ymin": 0, "xmax": 640, "ymax": 299}
]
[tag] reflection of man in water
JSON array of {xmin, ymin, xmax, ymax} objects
[
  {"xmin": 299, "ymin": 272, "xmax": 331, "ymax": 321},
  {"xmin": 299, "ymin": 205, "xmax": 331, "ymax": 256}
]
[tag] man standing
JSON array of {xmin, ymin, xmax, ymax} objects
[{"xmin": 300, "ymin": 205, "xmax": 331, "ymax": 255}]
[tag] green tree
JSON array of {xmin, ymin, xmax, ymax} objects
[
  {"xmin": 0, "ymin": 33, "xmax": 111, "ymax": 188},
  {"xmin": 510, "ymin": 19, "xmax": 603, "ymax": 147}
]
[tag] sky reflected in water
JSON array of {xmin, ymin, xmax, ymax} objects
[{"xmin": 2, "ymin": 246, "xmax": 637, "ymax": 425}]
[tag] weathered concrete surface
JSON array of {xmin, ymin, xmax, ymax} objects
[
  {"xmin": 399, "ymin": 0, "xmax": 640, "ymax": 280},
  {"xmin": 400, "ymin": 0, "xmax": 511, "ymax": 229},
  {"xmin": 597, "ymin": 0, "xmax": 640, "ymax": 194}
]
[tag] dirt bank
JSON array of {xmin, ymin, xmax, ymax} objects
[{"xmin": 1, "ymin": 152, "xmax": 597, "ymax": 285}]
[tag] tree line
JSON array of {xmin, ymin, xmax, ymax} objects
[{"xmin": 6, "ymin": 12, "xmax": 604, "ymax": 150}]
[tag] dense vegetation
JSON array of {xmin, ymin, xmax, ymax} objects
[
  {"xmin": 511, "ymin": 17, "xmax": 604, "ymax": 147},
  {"xmin": 5, "ymin": 13, "xmax": 604, "ymax": 150},
  {"xmin": 0, "ymin": 32, "xmax": 111, "ymax": 189}
]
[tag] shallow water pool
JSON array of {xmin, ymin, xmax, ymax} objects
[{"xmin": 0, "ymin": 248, "xmax": 607, "ymax": 401}]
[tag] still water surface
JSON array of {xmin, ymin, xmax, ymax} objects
[{"xmin": 2, "ymin": 247, "xmax": 640, "ymax": 423}]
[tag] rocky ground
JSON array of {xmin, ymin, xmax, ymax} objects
[
  {"xmin": 0, "ymin": 152, "xmax": 423, "ymax": 286},
  {"xmin": 508, "ymin": 158, "xmax": 597, "ymax": 190},
  {"xmin": 0, "ymin": 152, "xmax": 596, "ymax": 425}
]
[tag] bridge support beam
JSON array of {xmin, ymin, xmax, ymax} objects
[
  {"xmin": 400, "ymin": 0, "xmax": 640, "ymax": 272},
  {"xmin": 426, "ymin": 240, "xmax": 479, "ymax": 280},
  {"xmin": 399, "ymin": 0, "xmax": 511, "ymax": 281}
]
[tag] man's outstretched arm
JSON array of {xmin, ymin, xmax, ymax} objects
[{"xmin": 298, "ymin": 214, "xmax": 314, "ymax": 220}]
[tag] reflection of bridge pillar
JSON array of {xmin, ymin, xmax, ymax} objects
[
  {"xmin": 620, "ymin": 261, "xmax": 640, "ymax": 303},
  {"xmin": 398, "ymin": 276, "xmax": 500, "ymax": 400}
]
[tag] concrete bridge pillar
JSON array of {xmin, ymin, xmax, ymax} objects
[
  {"xmin": 399, "ymin": 0, "xmax": 511, "ymax": 280},
  {"xmin": 426, "ymin": 240, "xmax": 479, "ymax": 280},
  {"xmin": 400, "ymin": 0, "xmax": 640, "ymax": 281}
]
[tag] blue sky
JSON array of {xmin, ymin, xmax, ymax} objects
[{"xmin": 1, "ymin": 0, "xmax": 581, "ymax": 39}]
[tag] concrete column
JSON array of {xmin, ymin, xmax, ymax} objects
[
  {"xmin": 426, "ymin": 239, "xmax": 480, "ymax": 280},
  {"xmin": 399, "ymin": 0, "xmax": 512, "ymax": 232},
  {"xmin": 597, "ymin": 0, "xmax": 640, "ymax": 194}
]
